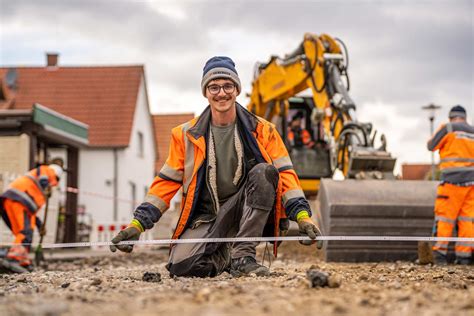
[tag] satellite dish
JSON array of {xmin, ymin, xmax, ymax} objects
[{"xmin": 6, "ymin": 68, "xmax": 17, "ymax": 90}]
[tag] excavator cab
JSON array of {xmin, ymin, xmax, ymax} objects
[{"xmin": 284, "ymin": 97, "xmax": 332, "ymax": 193}]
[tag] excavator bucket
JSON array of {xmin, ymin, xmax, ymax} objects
[
  {"xmin": 317, "ymin": 179, "xmax": 438, "ymax": 262},
  {"xmin": 348, "ymin": 149, "xmax": 397, "ymax": 179}
]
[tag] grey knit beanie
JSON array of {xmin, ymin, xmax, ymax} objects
[
  {"xmin": 201, "ymin": 56, "xmax": 241, "ymax": 96},
  {"xmin": 448, "ymin": 105, "xmax": 467, "ymax": 119}
]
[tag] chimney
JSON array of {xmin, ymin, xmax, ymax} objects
[{"xmin": 46, "ymin": 53, "xmax": 59, "ymax": 67}]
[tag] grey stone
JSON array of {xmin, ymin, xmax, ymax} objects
[{"xmin": 306, "ymin": 269, "xmax": 329, "ymax": 288}]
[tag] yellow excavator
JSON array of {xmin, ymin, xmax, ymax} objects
[
  {"xmin": 248, "ymin": 33, "xmax": 396, "ymax": 193},
  {"xmin": 248, "ymin": 33, "xmax": 437, "ymax": 262}
]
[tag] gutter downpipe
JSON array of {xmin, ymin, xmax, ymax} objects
[{"xmin": 113, "ymin": 148, "xmax": 118, "ymax": 221}]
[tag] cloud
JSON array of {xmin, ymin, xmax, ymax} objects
[{"xmin": 0, "ymin": 0, "xmax": 472, "ymax": 166}]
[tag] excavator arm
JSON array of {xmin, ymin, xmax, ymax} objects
[{"xmin": 248, "ymin": 33, "xmax": 395, "ymax": 190}]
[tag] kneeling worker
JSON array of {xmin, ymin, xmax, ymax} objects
[{"xmin": 110, "ymin": 56, "xmax": 322, "ymax": 277}]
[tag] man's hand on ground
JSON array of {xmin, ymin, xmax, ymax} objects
[
  {"xmin": 110, "ymin": 226, "xmax": 141, "ymax": 253},
  {"xmin": 297, "ymin": 217, "xmax": 323, "ymax": 249}
]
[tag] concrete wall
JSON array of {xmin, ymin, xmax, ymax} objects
[
  {"xmin": 0, "ymin": 135, "xmax": 30, "ymax": 243},
  {"xmin": 0, "ymin": 134, "xmax": 30, "ymax": 176}
]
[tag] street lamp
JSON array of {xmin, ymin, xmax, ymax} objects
[{"xmin": 422, "ymin": 103, "xmax": 442, "ymax": 180}]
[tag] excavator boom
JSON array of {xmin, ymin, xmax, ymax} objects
[{"xmin": 249, "ymin": 33, "xmax": 395, "ymax": 191}]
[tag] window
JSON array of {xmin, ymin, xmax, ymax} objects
[{"xmin": 137, "ymin": 131, "xmax": 144, "ymax": 158}]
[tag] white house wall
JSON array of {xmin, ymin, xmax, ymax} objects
[
  {"xmin": 116, "ymin": 78, "xmax": 156, "ymax": 222},
  {"xmin": 78, "ymin": 76, "xmax": 156, "ymax": 226},
  {"xmin": 78, "ymin": 149, "xmax": 116, "ymax": 223}
]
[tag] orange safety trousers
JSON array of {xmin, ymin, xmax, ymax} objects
[
  {"xmin": 432, "ymin": 183, "xmax": 474, "ymax": 258},
  {"xmin": 1, "ymin": 199, "xmax": 36, "ymax": 248}
]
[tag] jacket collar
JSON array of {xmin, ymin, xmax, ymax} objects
[
  {"xmin": 188, "ymin": 102, "xmax": 258, "ymax": 140},
  {"xmin": 236, "ymin": 102, "xmax": 258, "ymax": 133},
  {"xmin": 188, "ymin": 106, "xmax": 211, "ymax": 139}
]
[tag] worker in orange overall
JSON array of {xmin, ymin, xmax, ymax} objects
[
  {"xmin": 0, "ymin": 162, "xmax": 63, "ymax": 271},
  {"xmin": 428, "ymin": 105, "xmax": 473, "ymax": 265}
]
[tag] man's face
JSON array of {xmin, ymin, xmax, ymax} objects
[
  {"xmin": 291, "ymin": 118, "xmax": 301, "ymax": 129},
  {"xmin": 205, "ymin": 78, "xmax": 238, "ymax": 114},
  {"xmin": 449, "ymin": 116, "xmax": 466, "ymax": 123}
]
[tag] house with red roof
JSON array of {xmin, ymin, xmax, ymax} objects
[{"xmin": 0, "ymin": 54, "xmax": 157, "ymax": 228}]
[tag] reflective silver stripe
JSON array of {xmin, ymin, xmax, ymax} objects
[
  {"xmin": 458, "ymin": 216, "xmax": 474, "ymax": 222},
  {"xmin": 434, "ymin": 242, "xmax": 448, "ymax": 250},
  {"xmin": 455, "ymin": 251, "xmax": 472, "ymax": 258},
  {"xmin": 455, "ymin": 131, "xmax": 474, "ymax": 141},
  {"xmin": 441, "ymin": 166, "xmax": 474, "ymax": 173},
  {"xmin": 273, "ymin": 156, "xmax": 293, "ymax": 170},
  {"xmin": 440, "ymin": 157, "xmax": 474, "ymax": 163},
  {"xmin": 457, "ymin": 181, "xmax": 474, "ymax": 187},
  {"xmin": 159, "ymin": 163, "xmax": 183, "ymax": 183},
  {"xmin": 25, "ymin": 175, "xmax": 46, "ymax": 198},
  {"xmin": 435, "ymin": 216, "xmax": 456, "ymax": 225},
  {"xmin": 183, "ymin": 122, "xmax": 195, "ymax": 195},
  {"xmin": 282, "ymin": 188, "xmax": 305, "ymax": 205},
  {"xmin": 455, "ymin": 242, "xmax": 474, "ymax": 247},
  {"xmin": 6, "ymin": 188, "xmax": 38, "ymax": 212},
  {"xmin": 144, "ymin": 194, "xmax": 168, "ymax": 212}
]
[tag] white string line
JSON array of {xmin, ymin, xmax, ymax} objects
[{"xmin": 2, "ymin": 236, "xmax": 473, "ymax": 249}]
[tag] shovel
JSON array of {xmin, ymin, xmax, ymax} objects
[{"xmin": 34, "ymin": 195, "xmax": 50, "ymax": 266}]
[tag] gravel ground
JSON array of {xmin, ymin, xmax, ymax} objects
[{"xmin": 0, "ymin": 243, "xmax": 473, "ymax": 316}]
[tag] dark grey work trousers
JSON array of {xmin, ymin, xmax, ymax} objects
[{"xmin": 166, "ymin": 163, "xmax": 279, "ymax": 278}]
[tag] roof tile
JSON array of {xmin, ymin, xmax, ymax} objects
[{"xmin": 152, "ymin": 113, "xmax": 194, "ymax": 173}]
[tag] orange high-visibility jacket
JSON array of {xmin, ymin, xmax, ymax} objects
[
  {"xmin": 427, "ymin": 122, "xmax": 474, "ymax": 184},
  {"xmin": 0, "ymin": 165, "xmax": 58, "ymax": 214},
  {"xmin": 288, "ymin": 128, "xmax": 314, "ymax": 148},
  {"xmin": 135, "ymin": 104, "xmax": 308, "ymax": 243}
]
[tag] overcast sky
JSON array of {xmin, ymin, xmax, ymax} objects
[{"xmin": 1, "ymin": 0, "xmax": 472, "ymax": 171}]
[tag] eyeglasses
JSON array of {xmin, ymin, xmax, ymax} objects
[{"xmin": 207, "ymin": 83, "xmax": 236, "ymax": 95}]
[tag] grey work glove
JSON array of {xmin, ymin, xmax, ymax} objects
[
  {"xmin": 297, "ymin": 217, "xmax": 323, "ymax": 249},
  {"xmin": 110, "ymin": 226, "xmax": 141, "ymax": 253}
]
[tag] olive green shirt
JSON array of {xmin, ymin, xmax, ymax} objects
[{"xmin": 211, "ymin": 122, "xmax": 239, "ymax": 204}]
